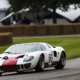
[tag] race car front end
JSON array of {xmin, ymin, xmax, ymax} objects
[{"xmin": 0, "ymin": 55, "xmax": 34, "ymax": 74}]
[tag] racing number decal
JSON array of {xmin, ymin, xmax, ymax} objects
[{"xmin": 48, "ymin": 54, "xmax": 53, "ymax": 65}]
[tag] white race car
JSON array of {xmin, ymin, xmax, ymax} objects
[{"xmin": 0, "ymin": 42, "xmax": 66, "ymax": 75}]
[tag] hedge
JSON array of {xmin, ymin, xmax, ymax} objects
[{"xmin": 0, "ymin": 32, "xmax": 13, "ymax": 45}]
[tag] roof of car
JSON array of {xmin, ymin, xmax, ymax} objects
[{"xmin": 13, "ymin": 42, "xmax": 47, "ymax": 46}]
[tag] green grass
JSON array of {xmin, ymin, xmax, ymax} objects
[{"xmin": 0, "ymin": 35, "xmax": 80, "ymax": 59}]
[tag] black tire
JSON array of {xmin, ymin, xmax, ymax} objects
[
  {"xmin": 35, "ymin": 55, "xmax": 44, "ymax": 72},
  {"xmin": 17, "ymin": 71, "xmax": 24, "ymax": 74},
  {"xmin": 0, "ymin": 73, "xmax": 2, "ymax": 76},
  {"xmin": 55, "ymin": 53, "xmax": 66, "ymax": 69}
]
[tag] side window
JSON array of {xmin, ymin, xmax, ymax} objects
[
  {"xmin": 46, "ymin": 44, "xmax": 52, "ymax": 48},
  {"xmin": 40, "ymin": 45, "xmax": 46, "ymax": 51}
]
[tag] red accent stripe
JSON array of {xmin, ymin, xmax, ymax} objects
[{"xmin": 3, "ymin": 58, "xmax": 17, "ymax": 66}]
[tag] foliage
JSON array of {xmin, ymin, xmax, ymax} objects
[
  {"xmin": 8, "ymin": 0, "xmax": 26, "ymax": 12},
  {"xmin": 8, "ymin": 0, "xmax": 80, "ymax": 23}
]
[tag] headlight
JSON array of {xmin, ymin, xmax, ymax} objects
[{"xmin": 23, "ymin": 56, "xmax": 34, "ymax": 62}]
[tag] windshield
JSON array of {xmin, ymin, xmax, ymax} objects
[{"xmin": 4, "ymin": 43, "xmax": 43, "ymax": 54}]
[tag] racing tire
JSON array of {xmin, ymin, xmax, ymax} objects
[
  {"xmin": 17, "ymin": 71, "xmax": 24, "ymax": 74},
  {"xmin": 0, "ymin": 73, "xmax": 2, "ymax": 76},
  {"xmin": 54, "ymin": 53, "xmax": 66, "ymax": 69},
  {"xmin": 35, "ymin": 55, "xmax": 44, "ymax": 72}
]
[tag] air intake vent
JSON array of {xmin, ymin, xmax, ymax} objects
[
  {"xmin": 54, "ymin": 51, "xmax": 57, "ymax": 57},
  {"xmin": 3, "ymin": 56, "xmax": 8, "ymax": 60}
]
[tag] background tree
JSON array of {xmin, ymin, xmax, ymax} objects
[
  {"xmin": 8, "ymin": 0, "xmax": 80, "ymax": 24},
  {"xmin": 8, "ymin": 0, "xmax": 26, "ymax": 12},
  {"xmin": 8, "ymin": 0, "xmax": 44, "ymax": 23}
]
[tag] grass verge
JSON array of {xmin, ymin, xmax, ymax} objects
[{"xmin": 0, "ymin": 35, "xmax": 80, "ymax": 60}]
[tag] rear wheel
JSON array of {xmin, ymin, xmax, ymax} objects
[
  {"xmin": 35, "ymin": 55, "xmax": 44, "ymax": 72},
  {"xmin": 55, "ymin": 53, "xmax": 66, "ymax": 69}
]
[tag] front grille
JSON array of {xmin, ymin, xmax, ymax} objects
[
  {"xmin": 24, "ymin": 63, "xmax": 31, "ymax": 68},
  {"xmin": 19, "ymin": 63, "xmax": 31, "ymax": 70},
  {"xmin": 0, "ymin": 63, "xmax": 31, "ymax": 72},
  {"xmin": 0, "ymin": 65, "xmax": 20, "ymax": 72}
]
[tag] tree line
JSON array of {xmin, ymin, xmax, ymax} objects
[{"xmin": 8, "ymin": 0, "xmax": 80, "ymax": 24}]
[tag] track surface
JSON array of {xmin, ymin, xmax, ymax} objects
[{"xmin": 0, "ymin": 58, "xmax": 80, "ymax": 80}]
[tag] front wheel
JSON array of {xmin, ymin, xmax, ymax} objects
[
  {"xmin": 17, "ymin": 71, "xmax": 24, "ymax": 74},
  {"xmin": 0, "ymin": 73, "xmax": 2, "ymax": 76},
  {"xmin": 35, "ymin": 55, "xmax": 44, "ymax": 72},
  {"xmin": 55, "ymin": 53, "xmax": 66, "ymax": 69}
]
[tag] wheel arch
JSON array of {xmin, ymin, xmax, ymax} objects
[
  {"xmin": 58, "ymin": 51, "xmax": 66, "ymax": 60},
  {"xmin": 55, "ymin": 46, "xmax": 66, "ymax": 60},
  {"xmin": 54, "ymin": 51, "xmax": 66, "ymax": 69},
  {"xmin": 40, "ymin": 53, "xmax": 45, "ymax": 59},
  {"xmin": 61, "ymin": 51, "xmax": 66, "ymax": 59},
  {"xmin": 35, "ymin": 53, "xmax": 45, "ymax": 72},
  {"xmin": 35, "ymin": 53, "xmax": 45, "ymax": 66}
]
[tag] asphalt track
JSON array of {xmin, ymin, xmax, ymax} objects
[{"xmin": 0, "ymin": 57, "xmax": 80, "ymax": 80}]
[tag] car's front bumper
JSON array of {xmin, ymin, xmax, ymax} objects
[{"xmin": 0, "ymin": 63, "xmax": 31, "ymax": 72}]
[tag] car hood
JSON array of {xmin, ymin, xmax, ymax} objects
[
  {"xmin": 0, "ymin": 53, "xmax": 25, "ymax": 60},
  {"xmin": 0, "ymin": 51, "xmax": 42, "ymax": 59}
]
